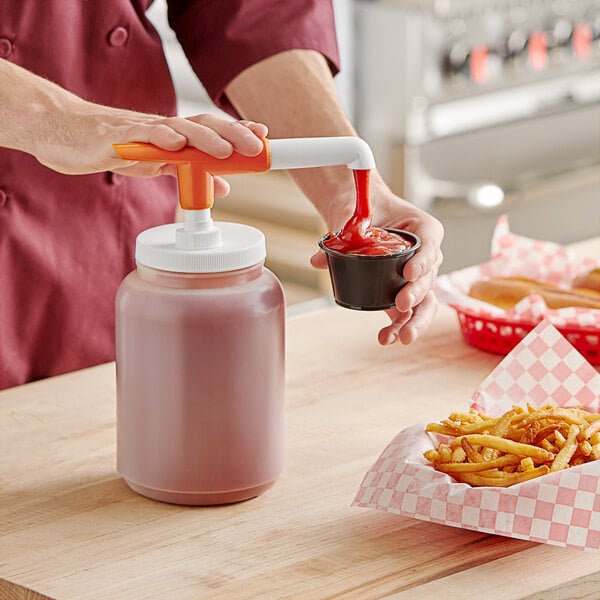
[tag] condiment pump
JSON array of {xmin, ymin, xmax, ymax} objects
[{"xmin": 113, "ymin": 136, "xmax": 375, "ymax": 505}]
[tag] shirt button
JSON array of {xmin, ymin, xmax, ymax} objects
[
  {"xmin": 108, "ymin": 26, "xmax": 129, "ymax": 47},
  {"xmin": 0, "ymin": 38, "xmax": 13, "ymax": 58},
  {"xmin": 0, "ymin": 189, "xmax": 8, "ymax": 208}
]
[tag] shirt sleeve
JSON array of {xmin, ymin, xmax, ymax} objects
[{"xmin": 166, "ymin": 0, "xmax": 340, "ymax": 117}]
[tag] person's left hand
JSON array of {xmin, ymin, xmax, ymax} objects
[{"xmin": 311, "ymin": 184, "xmax": 444, "ymax": 346}]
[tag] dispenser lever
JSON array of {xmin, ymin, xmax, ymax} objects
[
  {"xmin": 113, "ymin": 141, "xmax": 271, "ymax": 210},
  {"xmin": 113, "ymin": 136, "xmax": 376, "ymax": 210}
]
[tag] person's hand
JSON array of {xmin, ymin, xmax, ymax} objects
[
  {"xmin": 311, "ymin": 182, "xmax": 444, "ymax": 345},
  {"xmin": 37, "ymin": 106, "xmax": 268, "ymax": 199},
  {"xmin": 0, "ymin": 58, "xmax": 267, "ymax": 198},
  {"xmin": 223, "ymin": 48, "xmax": 444, "ymax": 343}
]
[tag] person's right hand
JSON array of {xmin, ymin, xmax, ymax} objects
[
  {"xmin": 0, "ymin": 59, "xmax": 267, "ymax": 198},
  {"xmin": 46, "ymin": 108, "xmax": 268, "ymax": 197},
  {"xmin": 41, "ymin": 109, "xmax": 268, "ymax": 177}
]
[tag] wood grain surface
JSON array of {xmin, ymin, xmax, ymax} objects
[{"xmin": 1, "ymin": 238, "xmax": 598, "ymax": 600}]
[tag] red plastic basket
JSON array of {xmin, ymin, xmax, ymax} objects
[{"xmin": 452, "ymin": 306, "xmax": 600, "ymax": 366}]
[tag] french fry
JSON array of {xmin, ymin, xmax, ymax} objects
[
  {"xmin": 434, "ymin": 455, "xmax": 520, "ymax": 473},
  {"xmin": 427, "ymin": 418, "xmax": 499, "ymax": 436},
  {"xmin": 424, "ymin": 404, "xmax": 599, "ymax": 487},
  {"xmin": 520, "ymin": 457, "xmax": 535, "ymax": 471},
  {"xmin": 554, "ymin": 430, "xmax": 566, "ymax": 448},
  {"xmin": 451, "ymin": 446, "xmax": 467, "ymax": 463},
  {"xmin": 437, "ymin": 444, "xmax": 453, "ymax": 463},
  {"xmin": 584, "ymin": 419, "xmax": 600, "ymax": 439},
  {"xmin": 460, "ymin": 437, "xmax": 484, "ymax": 463},
  {"xmin": 452, "ymin": 465, "xmax": 550, "ymax": 488},
  {"xmin": 425, "ymin": 423, "xmax": 461, "ymax": 436},
  {"xmin": 532, "ymin": 424, "xmax": 562, "ymax": 445},
  {"xmin": 423, "ymin": 449, "xmax": 439, "ymax": 463},
  {"xmin": 489, "ymin": 409, "xmax": 516, "ymax": 438},
  {"xmin": 519, "ymin": 407, "xmax": 587, "ymax": 429},
  {"xmin": 579, "ymin": 440, "xmax": 593, "ymax": 457},
  {"xmin": 448, "ymin": 411, "xmax": 488, "ymax": 424},
  {"xmin": 551, "ymin": 424, "xmax": 580, "ymax": 471},
  {"xmin": 540, "ymin": 438, "xmax": 556, "ymax": 453},
  {"xmin": 453, "ymin": 434, "xmax": 554, "ymax": 462}
]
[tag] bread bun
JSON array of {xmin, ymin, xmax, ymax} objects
[
  {"xmin": 573, "ymin": 267, "xmax": 600, "ymax": 293},
  {"xmin": 469, "ymin": 276, "xmax": 600, "ymax": 310}
]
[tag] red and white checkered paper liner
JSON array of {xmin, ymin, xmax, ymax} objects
[
  {"xmin": 353, "ymin": 321, "xmax": 600, "ymax": 550},
  {"xmin": 435, "ymin": 215, "xmax": 600, "ymax": 330}
]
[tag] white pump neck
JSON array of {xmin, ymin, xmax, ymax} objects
[
  {"xmin": 175, "ymin": 209, "xmax": 222, "ymax": 250},
  {"xmin": 268, "ymin": 136, "xmax": 376, "ymax": 171}
]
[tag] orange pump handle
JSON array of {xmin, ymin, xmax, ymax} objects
[{"xmin": 113, "ymin": 140, "xmax": 271, "ymax": 210}]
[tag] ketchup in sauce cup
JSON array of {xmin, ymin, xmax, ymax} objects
[{"xmin": 319, "ymin": 170, "xmax": 420, "ymax": 310}]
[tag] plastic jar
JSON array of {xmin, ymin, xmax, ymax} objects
[{"xmin": 115, "ymin": 215, "xmax": 285, "ymax": 505}]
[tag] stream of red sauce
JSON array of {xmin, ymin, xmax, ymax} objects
[{"xmin": 322, "ymin": 170, "xmax": 413, "ymax": 256}]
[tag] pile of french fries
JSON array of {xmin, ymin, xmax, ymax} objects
[{"xmin": 424, "ymin": 404, "xmax": 600, "ymax": 487}]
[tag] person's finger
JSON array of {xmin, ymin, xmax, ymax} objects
[
  {"xmin": 155, "ymin": 117, "xmax": 236, "ymax": 158},
  {"xmin": 238, "ymin": 120, "xmax": 269, "ymax": 139},
  {"xmin": 183, "ymin": 115, "xmax": 266, "ymax": 156},
  {"xmin": 115, "ymin": 122, "xmax": 189, "ymax": 152},
  {"xmin": 397, "ymin": 292, "xmax": 439, "ymax": 345},
  {"xmin": 112, "ymin": 163, "xmax": 231, "ymax": 200},
  {"xmin": 394, "ymin": 250, "xmax": 442, "ymax": 312},
  {"xmin": 390, "ymin": 232, "xmax": 442, "ymax": 311},
  {"xmin": 402, "ymin": 235, "xmax": 443, "ymax": 283},
  {"xmin": 378, "ymin": 290, "xmax": 439, "ymax": 346},
  {"xmin": 394, "ymin": 279, "xmax": 426, "ymax": 313},
  {"xmin": 111, "ymin": 161, "xmax": 177, "ymax": 178},
  {"xmin": 214, "ymin": 176, "xmax": 231, "ymax": 198},
  {"xmin": 378, "ymin": 309, "xmax": 413, "ymax": 345},
  {"xmin": 309, "ymin": 249, "xmax": 328, "ymax": 269},
  {"xmin": 398, "ymin": 291, "xmax": 439, "ymax": 344}
]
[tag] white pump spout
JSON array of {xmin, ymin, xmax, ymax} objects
[
  {"xmin": 268, "ymin": 136, "xmax": 376, "ymax": 171},
  {"xmin": 176, "ymin": 208, "xmax": 222, "ymax": 249}
]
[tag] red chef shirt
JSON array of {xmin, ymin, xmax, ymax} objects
[{"xmin": 0, "ymin": 0, "xmax": 339, "ymax": 389}]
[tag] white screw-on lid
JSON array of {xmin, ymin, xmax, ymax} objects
[{"xmin": 135, "ymin": 210, "xmax": 266, "ymax": 273}]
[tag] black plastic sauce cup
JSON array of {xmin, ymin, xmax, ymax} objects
[{"xmin": 318, "ymin": 228, "xmax": 421, "ymax": 311}]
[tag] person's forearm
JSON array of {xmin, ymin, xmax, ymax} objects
[
  {"xmin": 225, "ymin": 49, "xmax": 382, "ymax": 230},
  {"xmin": 0, "ymin": 58, "xmax": 152, "ymax": 173},
  {"xmin": 0, "ymin": 58, "xmax": 87, "ymax": 155}
]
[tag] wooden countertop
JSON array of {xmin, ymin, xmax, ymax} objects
[{"xmin": 2, "ymin": 238, "xmax": 599, "ymax": 600}]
